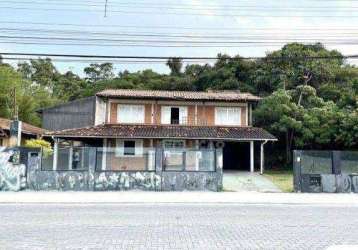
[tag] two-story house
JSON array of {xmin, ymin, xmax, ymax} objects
[{"xmin": 37, "ymin": 89, "xmax": 276, "ymax": 191}]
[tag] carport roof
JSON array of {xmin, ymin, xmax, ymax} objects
[{"xmin": 47, "ymin": 124, "xmax": 277, "ymax": 141}]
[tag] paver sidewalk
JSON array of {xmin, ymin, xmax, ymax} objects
[{"xmin": 0, "ymin": 191, "xmax": 357, "ymax": 205}]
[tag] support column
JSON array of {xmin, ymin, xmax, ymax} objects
[
  {"xmin": 260, "ymin": 140, "xmax": 268, "ymax": 175},
  {"xmin": 101, "ymin": 138, "xmax": 107, "ymax": 171},
  {"xmin": 53, "ymin": 138, "xmax": 58, "ymax": 171},
  {"xmin": 250, "ymin": 141, "xmax": 254, "ymax": 173},
  {"xmin": 68, "ymin": 147, "xmax": 73, "ymax": 170}
]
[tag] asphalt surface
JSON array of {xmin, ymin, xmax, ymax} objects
[{"xmin": 0, "ymin": 203, "xmax": 357, "ymax": 250}]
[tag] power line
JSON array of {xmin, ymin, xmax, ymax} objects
[
  {"xmin": 3, "ymin": 6, "xmax": 358, "ymax": 18},
  {"xmin": 2, "ymin": 0, "xmax": 358, "ymax": 12},
  {"xmin": 1, "ymin": 28, "xmax": 358, "ymax": 39},
  {"xmin": 0, "ymin": 21, "xmax": 356, "ymax": 31},
  {"xmin": 1, "ymin": 52, "xmax": 356, "ymax": 60},
  {"xmin": 0, "ymin": 41, "xmax": 286, "ymax": 48},
  {"xmin": 1, "ymin": 35, "xmax": 358, "ymax": 46},
  {"xmin": 3, "ymin": 0, "xmax": 358, "ymax": 10},
  {"xmin": 1, "ymin": 57, "xmax": 215, "ymax": 64}
]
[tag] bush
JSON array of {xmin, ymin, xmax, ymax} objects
[{"xmin": 24, "ymin": 139, "xmax": 53, "ymax": 157}]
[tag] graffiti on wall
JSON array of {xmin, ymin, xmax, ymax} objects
[
  {"xmin": 162, "ymin": 172, "xmax": 219, "ymax": 191},
  {"xmin": 95, "ymin": 172, "xmax": 161, "ymax": 191},
  {"xmin": 0, "ymin": 148, "xmax": 26, "ymax": 191}
]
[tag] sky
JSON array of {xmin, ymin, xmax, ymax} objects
[{"xmin": 0, "ymin": 0, "xmax": 357, "ymax": 76}]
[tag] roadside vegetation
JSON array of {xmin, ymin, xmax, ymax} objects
[{"xmin": 264, "ymin": 170, "xmax": 294, "ymax": 193}]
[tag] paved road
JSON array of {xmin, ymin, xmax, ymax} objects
[{"xmin": 0, "ymin": 203, "xmax": 357, "ymax": 250}]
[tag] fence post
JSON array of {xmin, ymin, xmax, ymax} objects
[
  {"xmin": 293, "ymin": 150, "xmax": 302, "ymax": 192},
  {"xmin": 216, "ymin": 148, "xmax": 223, "ymax": 191},
  {"xmin": 332, "ymin": 151, "xmax": 341, "ymax": 175},
  {"xmin": 87, "ymin": 147, "xmax": 97, "ymax": 191},
  {"xmin": 155, "ymin": 147, "xmax": 163, "ymax": 191}
]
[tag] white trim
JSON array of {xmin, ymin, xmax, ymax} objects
[
  {"xmin": 246, "ymin": 103, "xmax": 249, "ymax": 126},
  {"xmin": 102, "ymin": 138, "xmax": 107, "ymax": 171},
  {"xmin": 250, "ymin": 141, "xmax": 254, "ymax": 173},
  {"xmin": 17, "ymin": 121, "xmax": 22, "ymax": 147},
  {"xmin": 53, "ymin": 139, "xmax": 58, "ymax": 171}
]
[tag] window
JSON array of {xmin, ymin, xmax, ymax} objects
[
  {"xmin": 163, "ymin": 140, "xmax": 185, "ymax": 149},
  {"xmin": 163, "ymin": 140, "xmax": 185, "ymax": 171},
  {"xmin": 171, "ymin": 107, "xmax": 180, "ymax": 124},
  {"xmin": 117, "ymin": 104, "xmax": 145, "ymax": 124},
  {"xmin": 115, "ymin": 139, "xmax": 143, "ymax": 157},
  {"xmin": 98, "ymin": 139, "xmax": 154, "ymax": 171},
  {"xmin": 123, "ymin": 141, "xmax": 135, "ymax": 156},
  {"xmin": 161, "ymin": 106, "xmax": 188, "ymax": 125},
  {"xmin": 215, "ymin": 107, "xmax": 241, "ymax": 126}
]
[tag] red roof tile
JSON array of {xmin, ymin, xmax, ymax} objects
[
  {"xmin": 0, "ymin": 118, "xmax": 46, "ymax": 136},
  {"xmin": 48, "ymin": 124, "xmax": 277, "ymax": 141},
  {"xmin": 96, "ymin": 89, "xmax": 261, "ymax": 102}
]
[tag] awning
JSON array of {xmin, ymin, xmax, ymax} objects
[{"xmin": 47, "ymin": 124, "xmax": 277, "ymax": 141}]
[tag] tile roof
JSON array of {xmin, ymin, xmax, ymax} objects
[
  {"xmin": 48, "ymin": 124, "xmax": 277, "ymax": 141},
  {"xmin": 96, "ymin": 89, "xmax": 261, "ymax": 102},
  {"xmin": 0, "ymin": 118, "xmax": 46, "ymax": 136}
]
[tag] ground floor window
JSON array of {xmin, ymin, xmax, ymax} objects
[
  {"xmin": 162, "ymin": 140, "xmax": 215, "ymax": 172},
  {"xmin": 98, "ymin": 139, "xmax": 154, "ymax": 171},
  {"xmin": 123, "ymin": 141, "xmax": 135, "ymax": 156},
  {"xmin": 115, "ymin": 139, "xmax": 143, "ymax": 157},
  {"xmin": 163, "ymin": 140, "xmax": 185, "ymax": 149}
]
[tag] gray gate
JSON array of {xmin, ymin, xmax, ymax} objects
[{"xmin": 293, "ymin": 150, "xmax": 358, "ymax": 193}]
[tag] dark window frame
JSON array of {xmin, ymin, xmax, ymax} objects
[{"xmin": 123, "ymin": 140, "xmax": 136, "ymax": 156}]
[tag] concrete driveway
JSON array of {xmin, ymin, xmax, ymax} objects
[{"xmin": 223, "ymin": 171, "xmax": 282, "ymax": 192}]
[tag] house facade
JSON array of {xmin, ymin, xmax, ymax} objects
[{"xmin": 36, "ymin": 89, "xmax": 276, "ymax": 191}]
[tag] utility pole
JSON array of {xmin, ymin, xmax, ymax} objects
[{"xmin": 12, "ymin": 87, "xmax": 18, "ymax": 121}]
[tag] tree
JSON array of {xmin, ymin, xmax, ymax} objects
[
  {"xmin": 166, "ymin": 58, "xmax": 183, "ymax": 76},
  {"xmin": 84, "ymin": 63, "xmax": 114, "ymax": 83}
]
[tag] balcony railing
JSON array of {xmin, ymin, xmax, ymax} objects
[{"xmin": 167, "ymin": 116, "xmax": 208, "ymax": 126}]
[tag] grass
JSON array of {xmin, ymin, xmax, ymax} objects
[{"xmin": 264, "ymin": 170, "xmax": 294, "ymax": 193}]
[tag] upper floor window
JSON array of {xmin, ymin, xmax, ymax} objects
[
  {"xmin": 117, "ymin": 104, "xmax": 145, "ymax": 124},
  {"xmin": 161, "ymin": 106, "xmax": 188, "ymax": 125},
  {"xmin": 215, "ymin": 107, "xmax": 241, "ymax": 126}
]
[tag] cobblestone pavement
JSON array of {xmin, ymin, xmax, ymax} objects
[{"xmin": 0, "ymin": 203, "xmax": 357, "ymax": 250}]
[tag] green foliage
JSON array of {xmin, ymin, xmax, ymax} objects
[{"xmin": 24, "ymin": 139, "xmax": 53, "ymax": 157}]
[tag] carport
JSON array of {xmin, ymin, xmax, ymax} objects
[{"xmin": 222, "ymin": 139, "xmax": 276, "ymax": 174}]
